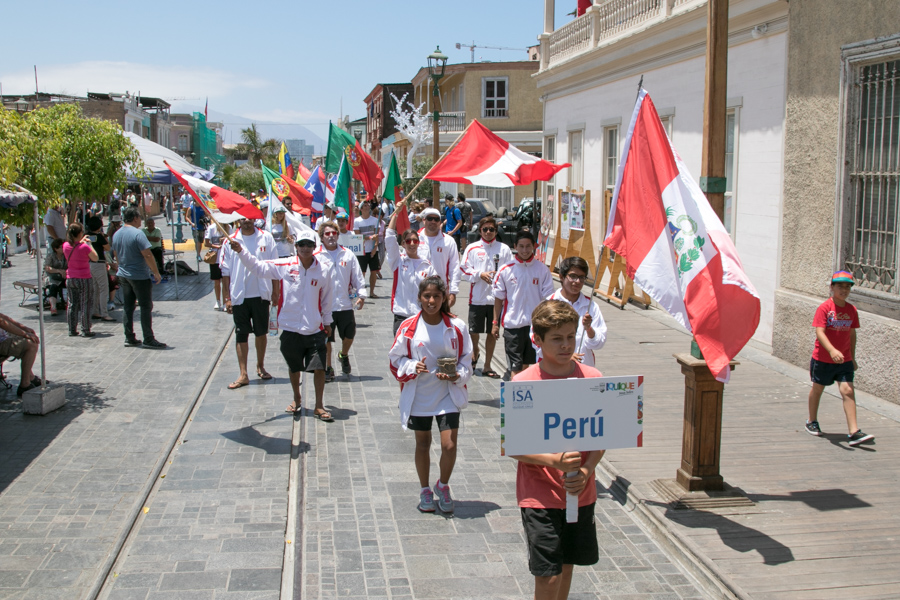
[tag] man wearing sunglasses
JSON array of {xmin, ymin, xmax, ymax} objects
[
  {"xmin": 317, "ymin": 220, "xmax": 366, "ymax": 383},
  {"xmin": 460, "ymin": 216, "xmax": 512, "ymax": 378},
  {"xmin": 418, "ymin": 207, "xmax": 460, "ymax": 307},
  {"xmin": 229, "ymin": 230, "xmax": 335, "ymax": 420}
]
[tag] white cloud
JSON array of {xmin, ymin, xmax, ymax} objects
[{"xmin": 0, "ymin": 61, "xmax": 269, "ymax": 99}]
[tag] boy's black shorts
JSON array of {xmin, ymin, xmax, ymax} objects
[
  {"xmin": 327, "ymin": 310, "xmax": 356, "ymax": 342},
  {"xmin": 503, "ymin": 326, "xmax": 536, "ymax": 371},
  {"xmin": 468, "ymin": 304, "xmax": 493, "ymax": 334},
  {"xmin": 810, "ymin": 358, "xmax": 855, "ymax": 386},
  {"xmin": 280, "ymin": 330, "xmax": 326, "ymax": 373},
  {"xmin": 407, "ymin": 412, "xmax": 460, "ymax": 432},
  {"xmin": 357, "ymin": 253, "xmax": 380, "ymax": 272},
  {"xmin": 521, "ymin": 503, "xmax": 598, "ymax": 577},
  {"xmin": 232, "ymin": 297, "xmax": 269, "ymax": 343}
]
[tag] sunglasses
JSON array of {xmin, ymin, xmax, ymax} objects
[
  {"xmin": 322, "ymin": 231, "xmax": 339, "ymax": 237},
  {"xmin": 296, "ymin": 241, "xmax": 316, "ymax": 248},
  {"xmin": 405, "ymin": 239, "xmax": 420, "ymax": 245},
  {"xmin": 481, "ymin": 227, "xmax": 496, "ymax": 233},
  {"xmin": 424, "ymin": 216, "xmax": 440, "ymax": 222}
]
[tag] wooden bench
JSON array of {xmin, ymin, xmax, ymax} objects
[{"xmin": 12, "ymin": 279, "xmax": 40, "ymax": 307}]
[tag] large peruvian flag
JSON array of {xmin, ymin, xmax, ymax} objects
[
  {"xmin": 426, "ymin": 120, "xmax": 569, "ymax": 187},
  {"xmin": 603, "ymin": 89, "xmax": 760, "ymax": 382},
  {"xmin": 166, "ymin": 163, "xmax": 263, "ymax": 223}
]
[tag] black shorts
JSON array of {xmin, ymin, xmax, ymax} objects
[
  {"xmin": 327, "ymin": 310, "xmax": 356, "ymax": 342},
  {"xmin": 503, "ymin": 326, "xmax": 536, "ymax": 371},
  {"xmin": 407, "ymin": 412, "xmax": 460, "ymax": 432},
  {"xmin": 468, "ymin": 304, "xmax": 493, "ymax": 334},
  {"xmin": 393, "ymin": 313, "xmax": 411, "ymax": 336},
  {"xmin": 521, "ymin": 504, "xmax": 599, "ymax": 577},
  {"xmin": 232, "ymin": 296, "xmax": 269, "ymax": 343},
  {"xmin": 810, "ymin": 358, "xmax": 855, "ymax": 386},
  {"xmin": 209, "ymin": 263, "xmax": 222, "ymax": 280},
  {"xmin": 356, "ymin": 253, "xmax": 380, "ymax": 272},
  {"xmin": 280, "ymin": 330, "xmax": 327, "ymax": 373}
]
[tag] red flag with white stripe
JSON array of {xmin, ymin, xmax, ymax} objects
[
  {"xmin": 166, "ymin": 163, "xmax": 263, "ymax": 223},
  {"xmin": 426, "ymin": 120, "xmax": 569, "ymax": 187},
  {"xmin": 603, "ymin": 89, "xmax": 760, "ymax": 382}
]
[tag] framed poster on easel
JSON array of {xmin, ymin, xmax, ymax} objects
[
  {"xmin": 549, "ymin": 188, "xmax": 594, "ymax": 279},
  {"xmin": 592, "ymin": 189, "xmax": 651, "ymax": 310}
]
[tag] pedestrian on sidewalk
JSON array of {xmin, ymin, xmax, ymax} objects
[
  {"xmin": 385, "ymin": 210, "xmax": 437, "ymax": 335},
  {"xmin": 204, "ymin": 221, "xmax": 231, "ymax": 311},
  {"xmin": 460, "ymin": 215, "xmax": 512, "ymax": 378},
  {"xmin": 63, "ymin": 223, "xmax": 98, "ymax": 338},
  {"xmin": 492, "ymin": 230, "xmax": 554, "ymax": 378},
  {"xmin": 111, "ymin": 207, "xmax": 165, "ymax": 348},
  {"xmin": 86, "ymin": 217, "xmax": 114, "ymax": 322},
  {"xmin": 220, "ymin": 219, "xmax": 279, "ymax": 388},
  {"xmin": 353, "ymin": 200, "xmax": 381, "ymax": 298},
  {"xmin": 805, "ymin": 271, "xmax": 874, "ymax": 446},
  {"xmin": 185, "ymin": 198, "xmax": 206, "ymax": 263},
  {"xmin": 229, "ymin": 230, "xmax": 334, "ymax": 419},
  {"xmin": 389, "ymin": 276, "xmax": 472, "ymax": 514},
  {"xmin": 141, "ymin": 218, "xmax": 165, "ymax": 279},
  {"xmin": 510, "ymin": 300, "xmax": 605, "ymax": 600},
  {"xmin": 316, "ymin": 220, "xmax": 366, "ymax": 383},
  {"xmin": 533, "ymin": 257, "xmax": 607, "ymax": 368}
]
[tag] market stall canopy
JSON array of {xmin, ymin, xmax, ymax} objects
[
  {"xmin": 123, "ymin": 132, "xmax": 213, "ymax": 184},
  {"xmin": 0, "ymin": 188, "xmax": 37, "ymax": 209}
]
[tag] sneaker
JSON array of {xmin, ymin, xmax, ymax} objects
[
  {"xmin": 142, "ymin": 339, "xmax": 167, "ymax": 349},
  {"xmin": 324, "ymin": 366, "xmax": 335, "ymax": 383},
  {"xmin": 339, "ymin": 352, "xmax": 352, "ymax": 375},
  {"xmin": 124, "ymin": 337, "xmax": 141, "ymax": 347},
  {"xmin": 417, "ymin": 488, "xmax": 436, "ymax": 513},
  {"xmin": 107, "ymin": 301, "xmax": 116, "ymax": 311},
  {"xmin": 213, "ymin": 301, "xmax": 220, "ymax": 311},
  {"xmin": 848, "ymin": 430, "xmax": 874, "ymax": 446},
  {"xmin": 805, "ymin": 420, "xmax": 822, "ymax": 436},
  {"xmin": 432, "ymin": 480, "xmax": 454, "ymax": 513}
]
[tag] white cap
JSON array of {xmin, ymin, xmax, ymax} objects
[
  {"xmin": 295, "ymin": 230, "xmax": 317, "ymax": 244},
  {"xmin": 421, "ymin": 207, "xmax": 441, "ymax": 219}
]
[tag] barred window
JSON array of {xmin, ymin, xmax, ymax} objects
[{"xmin": 843, "ymin": 57, "xmax": 899, "ymax": 296}]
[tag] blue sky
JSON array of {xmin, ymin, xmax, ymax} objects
[{"xmin": 1, "ymin": 0, "xmax": 579, "ymax": 142}]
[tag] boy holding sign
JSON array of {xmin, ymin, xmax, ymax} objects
[{"xmin": 510, "ymin": 300, "xmax": 605, "ymax": 600}]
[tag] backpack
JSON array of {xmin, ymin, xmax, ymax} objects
[
  {"xmin": 164, "ymin": 260, "xmax": 197, "ymax": 275},
  {"xmin": 458, "ymin": 201, "xmax": 472, "ymax": 227}
]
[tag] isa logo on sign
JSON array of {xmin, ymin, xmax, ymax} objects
[{"xmin": 511, "ymin": 386, "xmax": 534, "ymax": 409}]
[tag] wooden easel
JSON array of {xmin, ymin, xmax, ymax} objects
[
  {"xmin": 593, "ymin": 190, "xmax": 652, "ymax": 310},
  {"xmin": 549, "ymin": 189, "xmax": 595, "ymax": 276}
]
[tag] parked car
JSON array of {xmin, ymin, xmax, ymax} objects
[{"xmin": 465, "ymin": 198, "xmax": 501, "ymax": 244}]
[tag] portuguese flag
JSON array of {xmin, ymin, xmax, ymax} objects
[
  {"xmin": 325, "ymin": 122, "xmax": 383, "ymax": 198},
  {"xmin": 262, "ymin": 164, "xmax": 313, "ymax": 215}
]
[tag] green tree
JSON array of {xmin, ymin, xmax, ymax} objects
[
  {"xmin": 398, "ymin": 156, "xmax": 435, "ymax": 201},
  {"xmin": 230, "ymin": 165, "xmax": 265, "ymax": 195},
  {"xmin": 239, "ymin": 124, "xmax": 278, "ymax": 168}
]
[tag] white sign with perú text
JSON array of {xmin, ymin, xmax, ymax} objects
[
  {"xmin": 338, "ymin": 233, "xmax": 364, "ymax": 255},
  {"xmin": 500, "ymin": 375, "xmax": 643, "ymax": 456}
]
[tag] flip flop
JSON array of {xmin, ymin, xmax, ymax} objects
[
  {"xmin": 314, "ymin": 409, "xmax": 334, "ymax": 422},
  {"xmin": 257, "ymin": 368, "xmax": 273, "ymax": 380},
  {"xmin": 472, "ymin": 353, "xmax": 480, "ymax": 368},
  {"xmin": 228, "ymin": 379, "xmax": 249, "ymax": 390},
  {"xmin": 100, "ymin": 316, "xmax": 116, "ymax": 322},
  {"xmin": 482, "ymin": 369, "xmax": 501, "ymax": 379},
  {"xmin": 285, "ymin": 402, "xmax": 302, "ymax": 414}
]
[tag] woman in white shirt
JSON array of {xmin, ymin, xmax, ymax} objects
[
  {"xmin": 269, "ymin": 207, "xmax": 294, "ymax": 258},
  {"xmin": 385, "ymin": 209, "xmax": 437, "ymax": 335},
  {"xmin": 389, "ymin": 276, "xmax": 472, "ymax": 514}
]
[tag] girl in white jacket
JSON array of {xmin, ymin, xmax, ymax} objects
[
  {"xmin": 389, "ymin": 276, "xmax": 472, "ymax": 514},
  {"xmin": 385, "ymin": 209, "xmax": 438, "ymax": 335}
]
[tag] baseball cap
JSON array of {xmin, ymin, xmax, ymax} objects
[
  {"xmin": 259, "ymin": 200, "xmax": 269, "ymax": 210},
  {"xmin": 325, "ymin": 202, "xmax": 337, "ymax": 211},
  {"xmin": 295, "ymin": 230, "xmax": 318, "ymax": 245},
  {"xmin": 272, "ymin": 205, "xmax": 286, "ymax": 213},
  {"xmin": 421, "ymin": 207, "xmax": 441, "ymax": 219},
  {"xmin": 831, "ymin": 271, "xmax": 854, "ymax": 285},
  {"xmin": 444, "ymin": 193, "xmax": 453, "ymax": 201},
  {"xmin": 335, "ymin": 209, "xmax": 349, "ymax": 220}
]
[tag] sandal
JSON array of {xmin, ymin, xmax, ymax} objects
[
  {"xmin": 257, "ymin": 368, "xmax": 273, "ymax": 380},
  {"xmin": 100, "ymin": 316, "xmax": 116, "ymax": 322},
  {"xmin": 228, "ymin": 379, "xmax": 249, "ymax": 390},
  {"xmin": 285, "ymin": 402, "xmax": 302, "ymax": 414},
  {"xmin": 472, "ymin": 352, "xmax": 480, "ymax": 368},
  {"xmin": 313, "ymin": 409, "xmax": 334, "ymax": 422},
  {"xmin": 481, "ymin": 369, "xmax": 501, "ymax": 379}
]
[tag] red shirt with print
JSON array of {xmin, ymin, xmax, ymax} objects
[{"xmin": 812, "ymin": 298, "xmax": 860, "ymax": 363}]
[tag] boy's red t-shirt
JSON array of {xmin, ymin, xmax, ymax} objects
[
  {"xmin": 513, "ymin": 362, "xmax": 603, "ymax": 509},
  {"xmin": 812, "ymin": 298, "xmax": 860, "ymax": 363}
]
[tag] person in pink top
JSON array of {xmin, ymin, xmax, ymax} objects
[
  {"xmin": 510, "ymin": 300, "xmax": 605, "ymax": 600},
  {"xmin": 63, "ymin": 223, "xmax": 98, "ymax": 337}
]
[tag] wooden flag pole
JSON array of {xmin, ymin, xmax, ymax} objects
[{"xmin": 401, "ymin": 121, "xmax": 473, "ymax": 207}]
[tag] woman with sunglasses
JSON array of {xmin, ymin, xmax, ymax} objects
[{"xmin": 386, "ymin": 208, "xmax": 438, "ymax": 335}]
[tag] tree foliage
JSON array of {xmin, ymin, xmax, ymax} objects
[
  {"xmin": 398, "ymin": 155, "xmax": 436, "ymax": 201},
  {"xmin": 230, "ymin": 165, "xmax": 264, "ymax": 195},
  {"xmin": 239, "ymin": 124, "xmax": 279, "ymax": 168}
]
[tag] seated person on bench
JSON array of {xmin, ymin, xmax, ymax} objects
[{"xmin": 0, "ymin": 312, "xmax": 41, "ymax": 397}]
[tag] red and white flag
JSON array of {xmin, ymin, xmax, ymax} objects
[
  {"xmin": 426, "ymin": 120, "xmax": 569, "ymax": 187},
  {"xmin": 166, "ymin": 163, "xmax": 263, "ymax": 223},
  {"xmin": 603, "ymin": 89, "xmax": 760, "ymax": 382}
]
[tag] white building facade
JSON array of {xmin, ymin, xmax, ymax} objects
[{"xmin": 536, "ymin": 0, "xmax": 788, "ymax": 348}]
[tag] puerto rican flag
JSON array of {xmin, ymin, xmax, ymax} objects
[
  {"xmin": 303, "ymin": 165, "xmax": 327, "ymax": 215},
  {"xmin": 426, "ymin": 120, "xmax": 570, "ymax": 187},
  {"xmin": 603, "ymin": 89, "xmax": 760, "ymax": 382}
]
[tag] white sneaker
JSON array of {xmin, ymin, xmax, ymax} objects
[
  {"xmin": 107, "ymin": 301, "xmax": 115, "ymax": 311},
  {"xmin": 214, "ymin": 301, "xmax": 220, "ymax": 311}
]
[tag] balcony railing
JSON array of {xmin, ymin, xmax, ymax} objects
[
  {"xmin": 439, "ymin": 111, "xmax": 466, "ymax": 133},
  {"xmin": 545, "ymin": 0, "xmax": 705, "ymax": 69}
]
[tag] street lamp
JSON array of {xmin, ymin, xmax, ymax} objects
[{"xmin": 427, "ymin": 46, "xmax": 448, "ymax": 205}]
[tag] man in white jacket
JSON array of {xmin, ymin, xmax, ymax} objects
[
  {"xmin": 460, "ymin": 216, "xmax": 512, "ymax": 378},
  {"xmin": 418, "ymin": 208, "xmax": 460, "ymax": 307},
  {"xmin": 317, "ymin": 220, "xmax": 367, "ymax": 382},
  {"xmin": 229, "ymin": 230, "xmax": 336, "ymax": 420}
]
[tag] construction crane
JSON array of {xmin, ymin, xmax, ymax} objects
[{"xmin": 455, "ymin": 41, "xmax": 526, "ymax": 63}]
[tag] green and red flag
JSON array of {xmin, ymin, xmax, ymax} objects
[
  {"xmin": 262, "ymin": 164, "xmax": 314, "ymax": 215},
  {"xmin": 332, "ymin": 154, "xmax": 354, "ymax": 222},
  {"xmin": 325, "ymin": 122, "xmax": 383, "ymax": 198},
  {"xmin": 383, "ymin": 151, "xmax": 410, "ymax": 233}
]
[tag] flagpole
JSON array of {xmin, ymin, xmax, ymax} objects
[
  {"xmin": 163, "ymin": 161, "xmax": 232, "ymax": 239},
  {"xmin": 401, "ymin": 120, "xmax": 474, "ymax": 207}
]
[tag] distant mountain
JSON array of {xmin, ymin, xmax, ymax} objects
[{"xmin": 170, "ymin": 104, "xmax": 328, "ymax": 154}]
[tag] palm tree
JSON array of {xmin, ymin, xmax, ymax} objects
[{"xmin": 240, "ymin": 124, "xmax": 278, "ymax": 167}]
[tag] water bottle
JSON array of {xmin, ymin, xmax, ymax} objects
[
  {"xmin": 349, "ymin": 291, "xmax": 360, "ymax": 310},
  {"xmin": 268, "ymin": 304, "xmax": 279, "ymax": 336}
]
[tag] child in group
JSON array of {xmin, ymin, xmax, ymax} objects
[
  {"xmin": 510, "ymin": 300, "xmax": 605, "ymax": 600},
  {"xmin": 389, "ymin": 276, "xmax": 473, "ymax": 514},
  {"xmin": 805, "ymin": 271, "xmax": 874, "ymax": 446}
]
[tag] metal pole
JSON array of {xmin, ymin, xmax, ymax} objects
[
  {"xmin": 432, "ymin": 76, "xmax": 442, "ymax": 206},
  {"xmin": 33, "ymin": 202, "xmax": 47, "ymax": 389},
  {"xmin": 170, "ymin": 218, "xmax": 179, "ymax": 300}
]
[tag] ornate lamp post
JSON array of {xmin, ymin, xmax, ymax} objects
[{"xmin": 426, "ymin": 46, "xmax": 448, "ymax": 205}]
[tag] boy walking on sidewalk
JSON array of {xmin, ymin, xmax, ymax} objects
[{"xmin": 805, "ymin": 271, "xmax": 874, "ymax": 446}]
